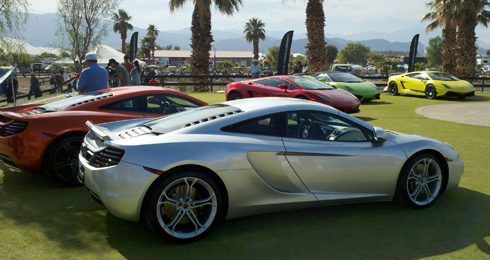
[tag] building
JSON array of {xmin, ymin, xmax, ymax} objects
[{"xmin": 153, "ymin": 50, "xmax": 254, "ymax": 68}]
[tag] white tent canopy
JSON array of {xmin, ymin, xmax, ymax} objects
[{"xmin": 52, "ymin": 45, "xmax": 132, "ymax": 66}]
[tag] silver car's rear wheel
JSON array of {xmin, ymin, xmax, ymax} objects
[
  {"xmin": 396, "ymin": 154, "xmax": 444, "ymax": 209},
  {"xmin": 146, "ymin": 170, "xmax": 223, "ymax": 243}
]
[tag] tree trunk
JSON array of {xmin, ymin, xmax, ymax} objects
[
  {"xmin": 190, "ymin": 4, "xmax": 212, "ymax": 92},
  {"xmin": 441, "ymin": 23, "xmax": 456, "ymax": 75},
  {"xmin": 305, "ymin": 0, "xmax": 327, "ymax": 73},
  {"xmin": 121, "ymin": 36, "xmax": 126, "ymax": 54},
  {"xmin": 455, "ymin": 9, "xmax": 478, "ymax": 79},
  {"xmin": 253, "ymin": 40, "xmax": 259, "ymax": 60}
]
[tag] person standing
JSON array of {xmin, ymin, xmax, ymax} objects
[
  {"xmin": 294, "ymin": 61, "xmax": 303, "ymax": 74},
  {"xmin": 108, "ymin": 58, "xmax": 130, "ymax": 87},
  {"xmin": 28, "ymin": 73, "xmax": 42, "ymax": 100},
  {"xmin": 49, "ymin": 74, "xmax": 56, "ymax": 94},
  {"xmin": 77, "ymin": 53, "xmax": 109, "ymax": 94},
  {"xmin": 250, "ymin": 60, "xmax": 262, "ymax": 79},
  {"xmin": 5, "ymin": 75, "xmax": 18, "ymax": 104},
  {"xmin": 121, "ymin": 55, "xmax": 134, "ymax": 74},
  {"xmin": 129, "ymin": 60, "xmax": 141, "ymax": 85}
]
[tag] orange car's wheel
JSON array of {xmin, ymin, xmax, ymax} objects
[{"xmin": 46, "ymin": 135, "xmax": 84, "ymax": 187}]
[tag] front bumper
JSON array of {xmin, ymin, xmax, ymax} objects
[{"xmin": 79, "ymin": 154, "xmax": 159, "ymax": 222}]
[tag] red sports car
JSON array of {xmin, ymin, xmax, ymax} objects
[
  {"xmin": 226, "ymin": 76, "xmax": 361, "ymax": 113},
  {"xmin": 0, "ymin": 86, "xmax": 207, "ymax": 186}
]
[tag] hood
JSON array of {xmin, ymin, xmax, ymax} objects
[{"xmin": 307, "ymin": 88, "xmax": 361, "ymax": 104}]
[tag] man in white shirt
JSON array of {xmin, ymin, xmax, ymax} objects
[{"xmin": 250, "ymin": 60, "xmax": 262, "ymax": 79}]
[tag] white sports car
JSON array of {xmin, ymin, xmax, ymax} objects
[{"xmin": 78, "ymin": 97, "xmax": 464, "ymax": 243}]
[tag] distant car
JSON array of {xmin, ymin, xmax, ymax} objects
[
  {"xmin": 78, "ymin": 97, "xmax": 464, "ymax": 243},
  {"xmin": 387, "ymin": 71, "xmax": 475, "ymax": 99},
  {"xmin": 226, "ymin": 75, "xmax": 361, "ymax": 113},
  {"xmin": 44, "ymin": 65, "xmax": 53, "ymax": 73},
  {"xmin": 0, "ymin": 86, "xmax": 208, "ymax": 186},
  {"xmin": 331, "ymin": 64, "xmax": 364, "ymax": 76},
  {"xmin": 313, "ymin": 72, "xmax": 381, "ymax": 101}
]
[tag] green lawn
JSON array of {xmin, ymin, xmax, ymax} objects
[{"xmin": 0, "ymin": 92, "xmax": 489, "ymax": 259}]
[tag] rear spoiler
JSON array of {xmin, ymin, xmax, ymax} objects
[{"xmin": 86, "ymin": 121, "xmax": 118, "ymax": 141}]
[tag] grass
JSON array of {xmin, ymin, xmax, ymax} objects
[{"xmin": 0, "ymin": 92, "xmax": 489, "ymax": 259}]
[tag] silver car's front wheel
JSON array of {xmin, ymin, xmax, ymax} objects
[
  {"xmin": 396, "ymin": 154, "xmax": 444, "ymax": 209},
  {"xmin": 146, "ymin": 170, "xmax": 223, "ymax": 243}
]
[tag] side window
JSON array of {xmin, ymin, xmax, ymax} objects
[
  {"xmin": 265, "ymin": 78, "xmax": 287, "ymax": 88},
  {"xmin": 225, "ymin": 113, "xmax": 286, "ymax": 136},
  {"xmin": 286, "ymin": 111, "xmax": 367, "ymax": 142},
  {"xmin": 146, "ymin": 94, "xmax": 202, "ymax": 114},
  {"xmin": 253, "ymin": 79, "xmax": 269, "ymax": 86},
  {"xmin": 406, "ymin": 73, "xmax": 420, "ymax": 79},
  {"xmin": 103, "ymin": 96, "xmax": 146, "ymax": 112}
]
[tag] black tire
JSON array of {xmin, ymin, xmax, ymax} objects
[
  {"xmin": 425, "ymin": 84, "xmax": 437, "ymax": 99},
  {"xmin": 227, "ymin": 92, "xmax": 243, "ymax": 100},
  {"xmin": 388, "ymin": 81, "xmax": 399, "ymax": 96},
  {"xmin": 145, "ymin": 170, "xmax": 224, "ymax": 243},
  {"xmin": 46, "ymin": 135, "xmax": 84, "ymax": 187},
  {"xmin": 395, "ymin": 154, "xmax": 444, "ymax": 209}
]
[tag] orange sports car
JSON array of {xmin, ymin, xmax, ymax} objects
[{"xmin": 0, "ymin": 86, "xmax": 208, "ymax": 186}]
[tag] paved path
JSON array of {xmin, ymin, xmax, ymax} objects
[{"xmin": 415, "ymin": 103, "xmax": 490, "ymax": 127}]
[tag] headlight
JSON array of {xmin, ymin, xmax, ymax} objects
[
  {"xmin": 470, "ymin": 83, "xmax": 475, "ymax": 88},
  {"xmin": 319, "ymin": 95, "xmax": 335, "ymax": 103}
]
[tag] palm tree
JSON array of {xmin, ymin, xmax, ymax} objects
[
  {"xmin": 454, "ymin": 0, "xmax": 490, "ymax": 78},
  {"xmin": 422, "ymin": 0, "xmax": 457, "ymax": 75},
  {"xmin": 169, "ymin": 0, "xmax": 242, "ymax": 92},
  {"xmin": 146, "ymin": 24, "xmax": 159, "ymax": 64},
  {"xmin": 112, "ymin": 9, "xmax": 133, "ymax": 54},
  {"xmin": 244, "ymin": 18, "xmax": 266, "ymax": 60},
  {"xmin": 302, "ymin": 0, "xmax": 328, "ymax": 73}
]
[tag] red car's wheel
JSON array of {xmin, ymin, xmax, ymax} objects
[{"xmin": 228, "ymin": 92, "xmax": 243, "ymax": 100}]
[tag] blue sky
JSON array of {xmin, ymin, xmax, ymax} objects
[{"xmin": 31, "ymin": 0, "xmax": 490, "ymax": 43}]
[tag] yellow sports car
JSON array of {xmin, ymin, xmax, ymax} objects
[{"xmin": 387, "ymin": 71, "xmax": 475, "ymax": 99}]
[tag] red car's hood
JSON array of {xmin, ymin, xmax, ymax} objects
[{"xmin": 307, "ymin": 88, "xmax": 360, "ymax": 104}]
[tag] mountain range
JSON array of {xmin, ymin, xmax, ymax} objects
[{"xmin": 23, "ymin": 13, "xmax": 490, "ymax": 56}]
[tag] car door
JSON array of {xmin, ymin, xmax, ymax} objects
[
  {"xmin": 281, "ymin": 110, "xmax": 406, "ymax": 204},
  {"xmin": 249, "ymin": 78, "xmax": 293, "ymax": 98},
  {"xmin": 224, "ymin": 113, "xmax": 314, "ymax": 195},
  {"xmin": 399, "ymin": 73, "xmax": 425, "ymax": 94}
]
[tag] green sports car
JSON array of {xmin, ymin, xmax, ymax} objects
[{"xmin": 314, "ymin": 72, "xmax": 381, "ymax": 101}]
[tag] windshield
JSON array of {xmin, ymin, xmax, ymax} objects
[
  {"xmin": 37, "ymin": 91, "xmax": 113, "ymax": 112},
  {"xmin": 143, "ymin": 104, "xmax": 242, "ymax": 134},
  {"xmin": 290, "ymin": 77, "xmax": 334, "ymax": 90},
  {"xmin": 332, "ymin": 65, "xmax": 349, "ymax": 72},
  {"xmin": 427, "ymin": 73, "xmax": 459, "ymax": 81},
  {"xmin": 327, "ymin": 73, "xmax": 363, "ymax": 83}
]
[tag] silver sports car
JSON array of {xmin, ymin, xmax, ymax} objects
[{"xmin": 78, "ymin": 97, "xmax": 464, "ymax": 243}]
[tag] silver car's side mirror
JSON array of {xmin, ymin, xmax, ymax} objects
[{"xmin": 373, "ymin": 126, "xmax": 388, "ymax": 143}]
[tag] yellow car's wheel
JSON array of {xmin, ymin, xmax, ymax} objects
[
  {"xmin": 425, "ymin": 84, "xmax": 437, "ymax": 99},
  {"xmin": 388, "ymin": 81, "xmax": 399, "ymax": 96}
]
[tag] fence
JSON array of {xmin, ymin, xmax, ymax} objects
[{"xmin": 1, "ymin": 74, "xmax": 489, "ymax": 105}]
